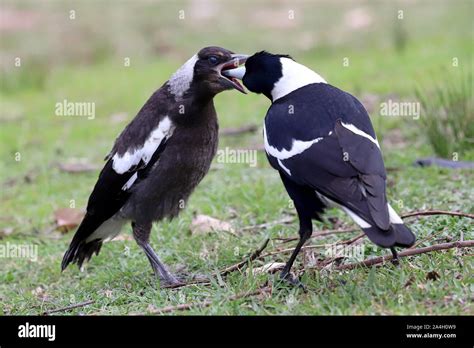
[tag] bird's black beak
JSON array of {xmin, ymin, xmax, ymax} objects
[{"xmin": 218, "ymin": 54, "xmax": 248, "ymax": 94}]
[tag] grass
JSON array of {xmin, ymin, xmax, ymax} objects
[
  {"xmin": 0, "ymin": 0, "xmax": 473, "ymax": 315},
  {"xmin": 416, "ymin": 72, "xmax": 474, "ymax": 159}
]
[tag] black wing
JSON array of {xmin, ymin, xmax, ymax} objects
[
  {"xmin": 264, "ymin": 83, "xmax": 390, "ymax": 231},
  {"xmin": 62, "ymin": 100, "xmax": 173, "ymax": 270}
]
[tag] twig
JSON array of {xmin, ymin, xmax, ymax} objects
[
  {"xmin": 162, "ymin": 278, "xmax": 211, "ymax": 289},
  {"xmin": 259, "ymin": 233, "xmax": 365, "ymax": 261},
  {"xmin": 409, "ymin": 228, "xmax": 447, "ymax": 249},
  {"xmin": 332, "ymin": 240, "xmax": 474, "ymax": 271},
  {"xmin": 42, "ymin": 300, "xmax": 95, "ymax": 315},
  {"xmin": 164, "ymin": 238, "xmax": 270, "ymax": 289},
  {"xmin": 401, "ymin": 210, "xmax": 474, "ymax": 219},
  {"xmin": 220, "ymin": 124, "xmax": 258, "ymax": 136},
  {"xmin": 166, "ymin": 210, "xmax": 472, "ymax": 289},
  {"xmin": 274, "ymin": 209, "xmax": 472, "ymax": 243},
  {"xmin": 343, "ymin": 233, "xmax": 365, "ymax": 245},
  {"xmin": 220, "ymin": 238, "xmax": 270, "ymax": 276},
  {"xmin": 148, "ymin": 287, "xmax": 271, "ymax": 314}
]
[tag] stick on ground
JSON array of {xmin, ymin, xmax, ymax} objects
[
  {"xmin": 333, "ymin": 240, "xmax": 473, "ymax": 271},
  {"xmin": 401, "ymin": 210, "xmax": 474, "ymax": 219},
  {"xmin": 42, "ymin": 300, "xmax": 95, "ymax": 315},
  {"xmin": 220, "ymin": 238, "xmax": 270, "ymax": 276}
]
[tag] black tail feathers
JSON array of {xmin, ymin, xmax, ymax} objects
[
  {"xmin": 61, "ymin": 238, "xmax": 102, "ymax": 271},
  {"xmin": 363, "ymin": 223, "xmax": 416, "ymax": 249}
]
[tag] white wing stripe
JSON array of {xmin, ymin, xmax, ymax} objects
[
  {"xmin": 122, "ymin": 172, "xmax": 138, "ymax": 190},
  {"xmin": 277, "ymin": 158, "xmax": 292, "ymax": 176},
  {"xmin": 342, "ymin": 206, "xmax": 372, "ymax": 228},
  {"xmin": 264, "ymin": 123, "xmax": 323, "ymax": 160},
  {"xmin": 388, "ymin": 204, "xmax": 404, "ymax": 224},
  {"xmin": 340, "ymin": 122, "xmax": 380, "ymax": 148},
  {"xmin": 112, "ymin": 116, "xmax": 174, "ymax": 174}
]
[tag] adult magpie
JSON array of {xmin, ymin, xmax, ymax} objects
[
  {"xmin": 224, "ymin": 51, "xmax": 416, "ymax": 284},
  {"xmin": 61, "ymin": 47, "xmax": 248, "ymax": 286}
]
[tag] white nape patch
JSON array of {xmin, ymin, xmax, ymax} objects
[
  {"xmin": 387, "ymin": 203, "xmax": 404, "ymax": 224},
  {"xmin": 315, "ymin": 190, "xmax": 372, "ymax": 228},
  {"xmin": 277, "ymin": 158, "xmax": 291, "ymax": 176},
  {"xmin": 168, "ymin": 54, "xmax": 199, "ymax": 98},
  {"xmin": 112, "ymin": 116, "xmax": 174, "ymax": 174},
  {"xmin": 263, "ymin": 123, "xmax": 323, "ymax": 160},
  {"xmin": 85, "ymin": 215, "xmax": 125, "ymax": 243},
  {"xmin": 122, "ymin": 172, "xmax": 138, "ymax": 190},
  {"xmin": 342, "ymin": 207, "xmax": 372, "ymax": 228},
  {"xmin": 340, "ymin": 122, "xmax": 380, "ymax": 148},
  {"xmin": 271, "ymin": 58, "xmax": 327, "ymax": 101}
]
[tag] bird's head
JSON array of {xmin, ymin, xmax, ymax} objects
[
  {"xmin": 223, "ymin": 50, "xmax": 326, "ymax": 101},
  {"xmin": 168, "ymin": 46, "xmax": 248, "ymax": 100}
]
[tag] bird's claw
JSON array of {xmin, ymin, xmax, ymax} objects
[
  {"xmin": 159, "ymin": 274, "xmax": 184, "ymax": 287},
  {"xmin": 279, "ymin": 272, "xmax": 307, "ymax": 292}
]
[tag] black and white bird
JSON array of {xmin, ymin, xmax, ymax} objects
[
  {"xmin": 62, "ymin": 47, "xmax": 248, "ymax": 286},
  {"xmin": 224, "ymin": 51, "xmax": 416, "ymax": 284}
]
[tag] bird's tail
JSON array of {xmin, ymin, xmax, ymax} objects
[
  {"xmin": 362, "ymin": 223, "xmax": 416, "ymax": 248},
  {"xmin": 61, "ymin": 217, "xmax": 103, "ymax": 271}
]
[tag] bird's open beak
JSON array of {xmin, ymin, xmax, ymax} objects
[{"xmin": 219, "ymin": 54, "xmax": 248, "ymax": 94}]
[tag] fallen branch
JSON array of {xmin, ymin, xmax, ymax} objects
[
  {"xmin": 220, "ymin": 125, "xmax": 258, "ymax": 136},
  {"xmin": 42, "ymin": 300, "xmax": 95, "ymax": 315},
  {"xmin": 332, "ymin": 240, "xmax": 474, "ymax": 271},
  {"xmin": 401, "ymin": 210, "xmax": 474, "ymax": 219},
  {"xmin": 148, "ymin": 287, "xmax": 271, "ymax": 314}
]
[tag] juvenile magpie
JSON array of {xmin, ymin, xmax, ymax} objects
[
  {"xmin": 224, "ymin": 51, "xmax": 416, "ymax": 284},
  {"xmin": 61, "ymin": 47, "xmax": 248, "ymax": 286}
]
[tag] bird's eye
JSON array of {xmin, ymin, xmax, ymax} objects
[{"xmin": 208, "ymin": 56, "xmax": 219, "ymax": 65}]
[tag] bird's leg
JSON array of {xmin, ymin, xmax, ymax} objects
[
  {"xmin": 280, "ymin": 212, "xmax": 312, "ymax": 289},
  {"xmin": 390, "ymin": 246, "xmax": 400, "ymax": 266},
  {"xmin": 132, "ymin": 222, "xmax": 182, "ymax": 286}
]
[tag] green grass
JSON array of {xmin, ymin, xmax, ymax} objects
[
  {"xmin": 416, "ymin": 72, "xmax": 474, "ymax": 158},
  {"xmin": 0, "ymin": 0, "xmax": 473, "ymax": 315}
]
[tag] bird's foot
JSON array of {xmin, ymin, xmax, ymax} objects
[
  {"xmin": 390, "ymin": 247, "xmax": 400, "ymax": 266},
  {"xmin": 175, "ymin": 272, "xmax": 209, "ymax": 283},
  {"xmin": 278, "ymin": 271, "xmax": 307, "ymax": 292},
  {"xmin": 158, "ymin": 272, "xmax": 184, "ymax": 288},
  {"xmin": 391, "ymin": 257, "xmax": 400, "ymax": 266}
]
